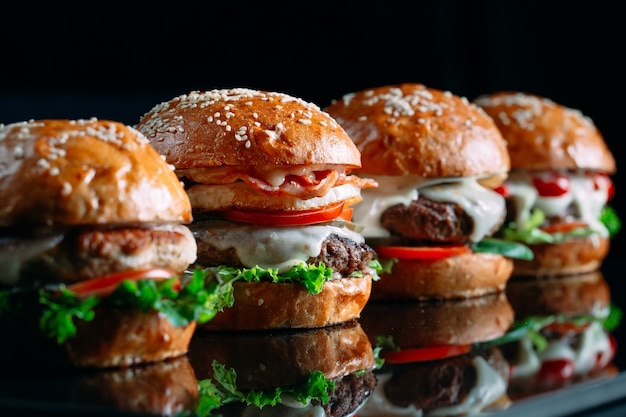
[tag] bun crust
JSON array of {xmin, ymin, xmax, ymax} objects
[
  {"xmin": 66, "ymin": 307, "xmax": 196, "ymax": 368},
  {"xmin": 189, "ymin": 320, "xmax": 375, "ymax": 389},
  {"xmin": 474, "ymin": 91, "xmax": 616, "ymax": 173},
  {"xmin": 198, "ymin": 276, "xmax": 372, "ymax": 331},
  {"xmin": 371, "ymin": 252, "xmax": 513, "ymax": 300},
  {"xmin": 360, "ymin": 291, "xmax": 514, "ymax": 346},
  {"xmin": 506, "ymin": 270, "xmax": 611, "ymax": 318},
  {"xmin": 137, "ymin": 88, "xmax": 361, "ymax": 169},
  {"xmin": 511, "ymin": 236, "xmax": 610, "ymax": 277},
  {"xmin": 0, "ymin": 119, "xmax": 192, "ymax": 227},
  {"xmin": 324, "ymin": 83, "xmax": 510, "ymax": 177}
]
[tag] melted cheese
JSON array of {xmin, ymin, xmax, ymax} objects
[
  {"xmin": 511, "ymin": 316, "xmax": 613, "ymax": 379},
  {"xmin": 351, "ymin": 175, "xmax": 505, "ymax": 242},
  {"xmin": 358, "ymin": 356, "xmax": 508, "ymax": 416},
  {"xmin": 191, "ymin": 222, "xmax": 364, "ymax": 273},
  {"xmin": 0, "ymin": 234, "xmax": 64, "ymax": 285},
  {"xmin": 506, "ymin": 171, "xmax": 609, "ymax": 237}
]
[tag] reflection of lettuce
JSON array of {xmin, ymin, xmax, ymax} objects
[
  {"xmin": 501, "ymin": 206, "xmax": 622, "ymax": 245},
  {"xmin": 480, "ymin": 303, "xmax": 623, "ymax": 353},
  {"xmin": 191, "ymin": 361, "xmax": 336, "ymax": 416}
]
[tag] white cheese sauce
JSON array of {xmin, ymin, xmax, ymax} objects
[
  {"xmin": 358, "ymin": 356, "xmax": 508, "ymax": 416},
  {"xmin": 191, "ymin": 222, "xmax": 364, "ymax": 273},
  {"xmin": 506, "ymin": 170, "xmax": 609, "ymax": 237},
  {"xmin": 351, "ymin": 175, "xmax": 505, "ymax": 242},
  {"xmin": 0, "ymin": 234, "xmax": 64, "ymax": 285}
]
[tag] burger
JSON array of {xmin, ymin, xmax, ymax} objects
[
  {"xmin": 324, "ymin": 83, "xmax": 532, "ymax": 300},
  {"xmin": 473, "ymin": 91, "xmax": 621, "ymax": 277},
  {"xmin": 0, "ymin": 118, "xmax": 222, "ymax": 368},
  {"xmin": 357, "ymin": 293, "xmax": 514, "ymax": 415},
  {"xmin": 186, "ymin": 320, "xmax": 379, "ymax": 417},
  {"xmin": 136, "ymin": 88, "xmax": 380, "ymax": 330},
  {"xmin": 501, "ymin": 270, "xmax": 621, "ymax": 398}
]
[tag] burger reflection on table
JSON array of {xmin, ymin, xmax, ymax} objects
[{"xmin": 357, "ymin": 293, "xmax": 514, "ymax": 416}]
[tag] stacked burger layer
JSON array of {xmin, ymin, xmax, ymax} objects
[
  {"xmin": 323, "ymin": 83, "xmax": 531, "ymax": 415},
  {"xmin": 134, "ymin": 88, "xmax": 382, "ymax": 416}
]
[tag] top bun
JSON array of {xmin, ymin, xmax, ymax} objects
[
  {"xmin": 0, "ymin": 118, "xmax": 192, "ymax": 227},
  {"xmin": 324, "ymin": 83, "xmax": 510, "ymax": 178},
  {"xmin": 474, "ymin": 91, "xmax": 616, "ymax": 173},
  {"xmin": 137, "ymin": 88, "xmax": 361, "ymax": 169}
]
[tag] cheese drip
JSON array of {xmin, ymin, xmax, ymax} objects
[
  {"xmin": 506, "ymin": 170, "xmax": 609, "ymax": 237},
  {"xmin": 191, "ymin": 222, "xmax": 364, "ymax": 273},
  {"xmin": 358, "ymin": 356, "xmax": 508, "ymax": 416},
  {"xmin": 351, "ymin": 175, "xmax": 505, "ymax": 242}
]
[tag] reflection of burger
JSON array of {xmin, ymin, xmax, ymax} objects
[
  {"xmin": 0, "ymin": 118, "xmax": 217, "ymax": 368},
  {"xmin": 501, "ymin": 271, "xmax": 621, "ymax": 398},
  {"xmin": 474, "ymin": 91, "xmax": 621, "ymax": 277},
  {"xmin": 70, "ymin": 356, "xmax": 199, "ymax": 415},
  {"xmin": 324, "ymin": 83, "xmax": 531, "ymax": 300},
  {"xmin": 186, "ymin": 320, "xmax": 378, "ymax": 416},
  {"xmin": 357, "ymin": 293, "xmax": 514, "ymax": 415},
  {"xmin": 136, "ymin": 88, "xmax": 380, "ymax": 330}
]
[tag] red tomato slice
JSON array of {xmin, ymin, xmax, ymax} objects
[
  {"xmin": 540, "ymin": 221, "xmax": 588, "ymax": 234},
  {"xmin": 374, "ymin": 245, "xmax": 469, "ymax": 260},
  {"xmin": 66, "ymin": 268, "xmax": 177, "ymax": 299},
  {"xmin": 532, "ymin": 172, "xmax": 571, "ymax": 197},
  {"xmin": 536, "ymin": 358, "xmax": 575, "ymax": 384},
  {"xmin": 383, "ymin": 344, "xmax": 472, "ymax": 364},
  {"xmin": 222, "ymin": 203, "xmax": 346, "ymax": 226},
  {"xmin": 493, "ymin": 183, "xmax": 512, "ymax": 198},
  {"xmin": 587, "ymin": 172, "xmax": 615, "ymax": 203}
]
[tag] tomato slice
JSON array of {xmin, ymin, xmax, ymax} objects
[
  {"xmin": 587, "ymin": 172, "xmax": 615, "ymax": 203},
  {"xmin": 383, "ymin": 344, "xmax": 471, "ymax": 364},
  {"xmin": 374, "ymin": 245, "xmax": 469, "ymax": 260},
  {"xmin": 532, "ymin": 172, "xmax": 571, "ymax": 197},
  {"xmin": 536, "ymin": 358, "xmax": 575, "ymax": 384},
  {"xmin": 222, "ymin": 203, "xmax": 346, "ymax": 226},
  {"xmin": 540, "ymin": 221, "xmax": 588, "ymax": 234},
  {"xmin": 493, "ymin": 183, "xmax": 512, "ymax": 198},
  {"xmin": 66, "ymin": 268, "xmax": 177, "ymax": 299}
]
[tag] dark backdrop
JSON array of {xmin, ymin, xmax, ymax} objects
[{"xmin": 1, "ymin": 1, "xmax": 623, "ymax": 274}]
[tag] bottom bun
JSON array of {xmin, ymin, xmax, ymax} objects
[
  {"xmin": 512, "ymin": 235, "xmax": 609, "ymax": 277},
  {"xmin": 198, "ymin": 276, "xmax": 372, "ymax": 331},
  {"xmin": 67, "ymin": 307, "xmax": 196, "ymax": 368},
  {"xmin": 359, "ymin": 292, "xmax": 514, "ymax": 347},
  {"xmin": 371, "ymin": 252, "xmax": 513, "ymax": 300},
  {"xmin": 1, "ymin": 306, "xmax": 196, "ymax": 369},
  {"xmin": 189, "ymin": 320, "xmax": 375, "ymax": 389},
  {"xmin": 506, "ymin": 270, "xmax": 611, "ymax": 318}
]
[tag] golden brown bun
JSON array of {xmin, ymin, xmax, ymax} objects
[
  {"xmin": 0, "ymin": 306, "xmax": 196, "ymax": 369},
  {"xmin": 70, "ymin": 356, "xmax": 199, "ymax": 415},
  {"xmin": 506, "ymin": 270, "xmax": 611, "ymax": 318},
  {"xmin": 371, "ymin": 252, "xmax": 513, "ymax": 300},
  {"xmin": 0, "ymin": 118, "xmax": 192, "ymax": 227},
  {"xmin": 511, "ymin": 235, "xmax": 610, "ymax": 278},
  {"xmin": 66, "ymin": 306, "xmax": 196, "ymax": 368},
  {"xmin": 189, "ymin": 320, "xmax": 375, "ymax": 389},
  {"xmin": 137, "ymin": 88, "xmax": 361, "ymax": 169},
  {"xmin": 198, "ymin": 276, "xmax": 372, "ymax": 331},
  {"xmin": 360, "ymin": 291, "xmax": 514, "ymax": 347},
  {"xmin": 474, "ymin": 91, "xmax": 616, "ymax": 173},
  {"xmin": 324, "ymin": 83, "xmax": 510, "ymax": 177}
]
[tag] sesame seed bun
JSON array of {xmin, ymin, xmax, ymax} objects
[
  {"xmin": 137, "ymin": 88, "xmax": 361, "ymax": 169},
  {"xmin": 473, "ymin": 91, "xmax": 616, "ymax": 173},
  {"xmin": 0, "ymin": 118, "xmax": 192, "ymax": 226},
  {"xmin": 325, "ymin": 83, "xmax": 510, "ymax": 178},
  {"xmin": 324, "ymin": 84, "xmax": 513, "ymax": 300}
]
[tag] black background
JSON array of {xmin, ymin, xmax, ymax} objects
[
  {"xmin": 1, "ymin": 0, "xmax": 626, "ymax": 403},
  {"xmin": 1, "ymin": 2, "xmax": 623, "ymax": 283}
]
